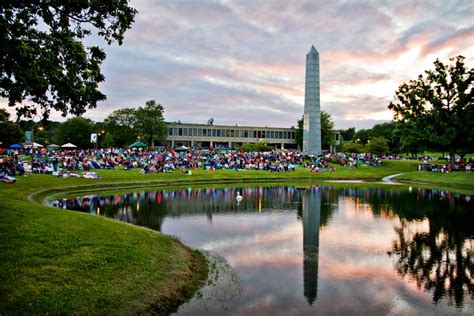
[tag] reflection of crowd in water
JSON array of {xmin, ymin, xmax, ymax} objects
[
  {"xmin": 52, "ymin": 185, "xmax": 472, "ymax": 220},
  {"xmin": 337, "ymin": 186, "xmax": 471, "ymax": 203},
  {"xmin": 51, "ymin": 186, "xmax": 305, "ymax": 216}
]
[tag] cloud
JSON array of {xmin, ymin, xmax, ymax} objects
[{"xmin": 1, "ymin": 0, "xmax": 472, "ymax": 130}]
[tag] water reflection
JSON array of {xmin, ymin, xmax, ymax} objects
[
  {"xmin": 302, "ymin": 186, "xmax": 321, "ymax": 305},
  {"xmin": 51, "ymin": 185, "xmax": 473, "ymax": 313}
]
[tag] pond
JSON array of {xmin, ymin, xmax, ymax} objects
[{"xmin": 50, "ymin": 184, "xmax": 473, "ymax": 315}]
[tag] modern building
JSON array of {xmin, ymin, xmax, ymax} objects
[
  {"xmin": 165, "ymin": 122, "xmax": 298, "ymax": 149},
  {"xmin": 165, "ymin": 121, "xmax": 340, "ymax": 151}
]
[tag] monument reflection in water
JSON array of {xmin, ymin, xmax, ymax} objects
[
  {"xmin": 51, "ymin": 185, "xmax": 473, "ymax": 314},
  {"xmin": 302, "ymin": 187, "xmax": 320, "ymax": 305}
]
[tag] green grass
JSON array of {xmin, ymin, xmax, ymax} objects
[
  {"xmin": 394, "ymin": 171, "xmax": 474, "ymax": 191},
  {"xmin": 1, "ymin": 160, "xmax": 473, "ymax": 313},
  {"xmin": 0, "ymin": 176, "xmax": 208, "ymax": 314}
]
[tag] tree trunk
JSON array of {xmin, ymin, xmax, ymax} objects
[{"xmin": 449, "ymin": 149, "xmax": 455, "ymax": 168}]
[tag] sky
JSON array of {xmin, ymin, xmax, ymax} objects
[{"xmin": 2, "ymin": 0, "xmax": 473, "ymax": 130}]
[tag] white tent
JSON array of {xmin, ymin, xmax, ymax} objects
[
  {"xmin": 61, "ymin": 143, "xmax": 77, "ymax": 148},
  {"xmin": 23, "ymin": 142, "xmax": 44, "ymax": 148},
  {"xmin": 47, "ymin": 144, "xmax": 60, "ymax": 148},
  {"xmin": 175, "ymin": 145, "xmax": 189, "ymax": 151}
]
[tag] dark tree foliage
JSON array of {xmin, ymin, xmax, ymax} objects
[
  {"xmin": 295, "ymin": 116, "xmax": 303, "ymax": 149},
  {"xmin": 0, "ymin": 1, "xmax": 137, "ymax": 119},
  {"xmin": 365, "ymin": 136, "xmax": 389, "ymax": 155},
  {"xmin": 388, "ymin": 56, "xmax": 473, "ymax": 164},
  {"xmin": 393, "ymin": 120, "xmax": 427, "ymax": 157},
  {"xmin": 19, "ymin": 119, "xmax": 61, "ymax": 146},
  {"xmin": 103, "ymin": 108, "xmax": 138, "ymax": 147},
  {"xmin": 339, "ymin": 127, "xmax": 355, "ymax": 142},
  {"xmin": 135, "ymin": 100, "xmax": 168, "ymax": 147},
  {"xmin": 320, "ymin": 111, "xmax": 335, "ymax": 149},
  {"xmin": 353, "ymin": 128, "xmax": 370, "ymax": 145},
  {"xmin": 54, "ymin": 116, "xmax": 94, "ymax": 148},
  {"xmin": 0, "ymin": 108, "xmax": 22, "ymax": 146},
  {"xmin": 370, "ymin": 122, "xmax": 400, "ymax": 152}
]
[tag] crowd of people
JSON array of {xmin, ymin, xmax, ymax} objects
[
  {"xmin": 1, "ymin": 147, "xmax": 472, "ymax": 184},
  {"xmin": 1, "ymin": 147, "xmax": 305, "ymax": 178}
]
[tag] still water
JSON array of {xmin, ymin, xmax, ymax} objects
[{"xmin": 51, "ymin": 185, "xmax": 473, "ymax": 315}]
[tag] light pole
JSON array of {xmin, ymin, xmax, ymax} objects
[
  {"xmin": 30, "ymin": 116, "xmax": 44, "ymax": 170},
  {"xmin": 98, "ymin": 130, "xmax": 105, "ymax": 149}
]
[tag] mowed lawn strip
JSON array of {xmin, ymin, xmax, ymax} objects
[{"xmin": 1, "ymin": 160, "xmax": 473, "ymax": 313}]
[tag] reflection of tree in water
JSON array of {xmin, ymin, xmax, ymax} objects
[
  {"xmin": 383, "ymin": 191, "xmax": 473, "ymax": 308},
  {"xmin": 391, "ymin": 220, "xmax": 472, "ymax": 307},
  {"xmin": 334, "ymin": 186, "xmax": 473, "ymax": 307}
]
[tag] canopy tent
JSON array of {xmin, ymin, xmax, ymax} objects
[
  {"xmin": 127, "ymin": 141, "xmax": 148, "ymax": 149},
  {"xmin": 61, "ymin": 143, "xmax": 77, "ymax": 148},
  {"xmin": 214, "ymin": 145, "xmax": 228, "ymax": 151},
  {"xmin": 8, "ymin": 143, "xmax": 23, "ymax": 149},
  {"xmin": 47, "ymin": 144, "xmax": 60, "ymax": 149},
  {"xmin": 23, "ymin": 142, "xmax": 43, "ymax": 148},
  {"xmin": 175, "ymin": 145, "xmax": 189, "ymax": 151}
]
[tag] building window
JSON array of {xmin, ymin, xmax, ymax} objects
[
  {"xmin": 203, "ymin": 129, "xmax": 207, "ymax": 136},
  {"xmin": 169, "ymin": 128, "xmax": 173, "ymax": 136},
  {"xmin": 226, "ymin": 130, "xmax": 230, "ymax": 137},
  {"xmin": 178, "ymin": 128, "xmax": 182, "ymax": 136},
  {"xmin": 216, "ymin": 129, "xmax": 221, "ymax": 137},
  {"xmin": 279, "ymin": 131, "xmax": 283, "ymax": 139},
  {"xmin": 183, "ymin": 128, "xmax": 188, "ymax": 136}
]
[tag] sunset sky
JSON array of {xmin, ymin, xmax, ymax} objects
[{"xmin": 2, "ymin": 0, "xmax": 473, "ymax": 129}]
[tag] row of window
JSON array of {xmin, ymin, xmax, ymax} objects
[{"xmin": 169, "ymin": 127, "xmax": 295, "ymax": 140}]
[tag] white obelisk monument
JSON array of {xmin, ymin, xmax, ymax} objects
[{"xmin": 303, "ymin": 45, "xmax": 322, "ymax": 154}]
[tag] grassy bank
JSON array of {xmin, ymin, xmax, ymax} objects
[
  {"xmin": 1, "ymin": 160, "xmax": 473, "ymax": 313},
  {"xmin": 0, "ymin": 176, "xmax": 208, "ymax": 314},
  {"xmin": 394, "ymin": 171, "xmax": 474, "ymax": 192}
]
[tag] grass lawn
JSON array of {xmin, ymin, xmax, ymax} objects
[
  {"xmin": 394, "ymin": 171, "xmax": 474, "ymax": 191},
  {"xmin": 1, "ymin": 160, "xmax": 473, "ymax": 313}
]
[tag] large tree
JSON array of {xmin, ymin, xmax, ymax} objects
[
  {"xmin": 54, "ymin": 116, "xmax": 94, "ymax": 148},
  {"xmin": 388, "ymin": 56, "xmax": 473, "ymax": 165},
  {"xmin": 135, "ymin": 100, "xmax": 168, "ymax": 147},
  {"xmin": 103, "ymin": 108, "xmax": 138, "ymax": 147},
  {"xmin": 0, "ymin": 1, "xmax": 137, "ymax": 119},
  {"xmin": 370, "ymin": 122, "xmax": 400, "ymax": 153},
  {"xmin": 365, "ymin": 136, "xmax": 389, "ymax": 156},
  {"xmin": 339, "ymin": 127, "xmax": 355, "ymax": 142}
]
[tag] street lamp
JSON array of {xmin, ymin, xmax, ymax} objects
[
  {"xmin": 97, "ymin": 130, "xmax": 106, "ymax": 149},
  {"xmin": 30, "ymin": 116, "xmax": 44, "ymax": 170}
]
